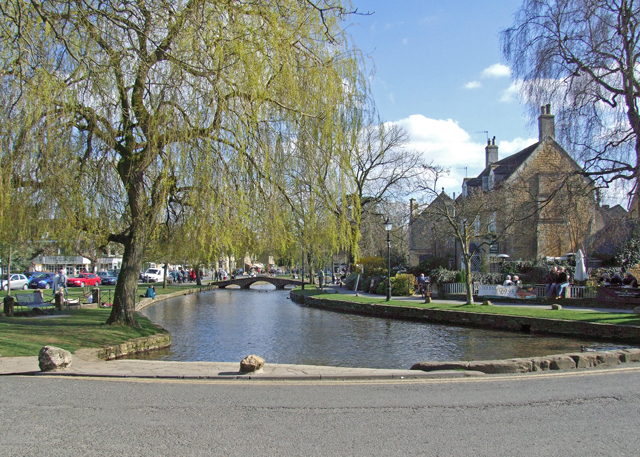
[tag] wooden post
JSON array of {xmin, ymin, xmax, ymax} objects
[
  {"xmin": 92, "ymin": 288, "xmax": 100, "ymax": 306},
  {"xmin": 55, "ymin": 291, "xmax": 65, "ymax": 311}
]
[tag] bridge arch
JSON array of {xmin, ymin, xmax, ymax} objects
[{"xmin": 214, "ymin": 276, "xmax": 302, "ymax": 290}]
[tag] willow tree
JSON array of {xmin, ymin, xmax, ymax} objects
[
  {"xmin": 502, "ymin": 0, "xmax": 640, "ymax": 214},
  {"xmin": 0, "ymin": 0, "xmax": 366, "ymax": 325}
]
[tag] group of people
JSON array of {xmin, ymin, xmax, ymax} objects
[
  {"xmin": 214, "ymin": 269, "xmax": 229, "ymax": 281},
  {"xmin": 502, "ymin": 275, "xmax": 522, "ymax": 287},
  {"xmin": 169, "ymin": 268, "xmax": 198, "ymax": 283},
  {"xmin": 598, "ymin": 271, "xmax": 638, "ymax": 288},
  {"xmin": 545, "ymin": 266, "xmax": 571, "ymax": 299},
  {"xmin": 52, "ymin": 269, "xmax": 68, "ymax": 295}
]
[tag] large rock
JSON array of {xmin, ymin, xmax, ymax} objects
[
  {"xmin": 38, "ymin": 346, "xmax": 72, "ymax": 372},
  {"xmin": 240, "ymin": 355, "xmax": 265, "ymax": 373}
]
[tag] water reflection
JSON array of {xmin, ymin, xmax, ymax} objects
[{"xmin": 136, "ymin": 287, "xmax": 631, "ymax": 369}]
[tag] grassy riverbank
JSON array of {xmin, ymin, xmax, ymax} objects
[
  {"xmin": 0, "ymin": 308, "xmax": 165, "ymax": 357},
  {"xmin": 0, "ymin": 282, "xmax": 206, "ymax": 304},
  {"xmin": 294, "ymin": 288, "xmax": 640, "ymax": 326}
]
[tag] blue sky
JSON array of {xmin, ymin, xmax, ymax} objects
[{"xmin": 347, "ymin": 0, "xmax": 541, "ymax": 198}]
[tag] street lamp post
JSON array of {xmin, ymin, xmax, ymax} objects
[{"xmin": 384, "ymin": 218, "xmax": 393, "ymax": 301}]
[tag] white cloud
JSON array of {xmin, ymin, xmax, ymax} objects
[
  {"xmin": 464, "ymin": 81, "xmax": 482, "ymax": 90},
  {"xmin": 498, "ymin": 137, "xmax": 538, "ymax": 154},
  {"xmin": 386, "ymin": 115, "xmax": 538, "ymax": 198},
  {"xmin": 481, "ymin": 63, "xmax": 512, "ymax": 79},
  {"xmin": 390, "ymin": 115, "xmax": 485, "ymax": 196},
  {"xmin": 500, "ymin": 80, "xmax": 521, "ymax": 103}
]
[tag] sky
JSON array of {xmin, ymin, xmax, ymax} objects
[{"xmin": 346, "ymin": 0, "xmax": 541, "ymax": 200}]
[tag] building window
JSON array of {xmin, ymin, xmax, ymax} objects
[
  {"xmin": 474, "ymin": 216, "xmax": 481, "ymax": 235},
  {"xmin": 488, "ymin": 212, "xmax": 497, "ymax": 233}
]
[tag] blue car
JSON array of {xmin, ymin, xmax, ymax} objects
[{"xmin": 28, "ymin": 272, "xmax": 56, "ymax": 289}]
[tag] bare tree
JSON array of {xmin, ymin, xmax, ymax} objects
[{"xmin": 502, "ymin": 0, "xmax": 640, "ymax": 214}]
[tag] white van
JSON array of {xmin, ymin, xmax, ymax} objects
[{"xmin": 143, "ymin": 268, "xmax": 165, "ymax": 283}]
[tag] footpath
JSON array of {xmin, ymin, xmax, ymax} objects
[{"xmin": 0, "ymin": 282, "xmax": 637, "ymax": 379}]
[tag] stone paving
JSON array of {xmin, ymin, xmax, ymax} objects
[{"xmin": 0, "ymin": 348, "xmax": 480, "ymax": 380}]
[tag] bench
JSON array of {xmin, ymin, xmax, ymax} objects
[{"xmin": 14, "ymin": 292, "xmax": 56, "ymax": 315}]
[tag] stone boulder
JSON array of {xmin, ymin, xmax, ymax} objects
[
  {"xmin": 38, "ymin": 346, "xmax": 72, "ymax": 372},
  {"xmin": 240, "ymin": 354, "xmax": 265, "ymax": 373},
  {"xmin": 551, "ymin": 304, "xmax": 562, "ymax": 310}
]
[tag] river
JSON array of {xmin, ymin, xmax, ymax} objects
[{"xmin": 135, "ymin": 286, "xmax": 630, "ymax": 369}]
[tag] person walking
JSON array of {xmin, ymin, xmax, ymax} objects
[{"xmin": 58, "ymin": 269, "xmax": 68, "ymax": 296}]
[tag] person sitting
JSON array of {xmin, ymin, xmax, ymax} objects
[
  {"xmin": 623, "ymin": 272, "xmax": 638, "ymax": 288},
  {"xmin": 512, "ymin": 275, "xmax": 522, "ymax": 287},
  {"xmin": 503, "ymin": 275, "xmax": 514, "ymax": 286},
  {"xmin": 598, "ymin": 273, "xmax": 611, "ymax": 287},
  {"xmin": 545, "ymin": 266, "xmax": 559, "ymax": 297},
  {"xmin": 141, "ymin": 285, "xmax": 156, "ymax": 299},
  {"xmin": 556, "ymin": 267, "xmax": 570, "ymax": 298},
  {"xmin": 610, "ymin": 272, "xmax": 623, "ymax": 287}
]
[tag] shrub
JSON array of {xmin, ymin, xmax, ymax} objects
[
  {"xmin": 392, "ymin": 273, "xmax": 416, "ymax": 296},
  {"xmin": 429, "ymin": 267, "xmax": 458, "ymax": 286}
]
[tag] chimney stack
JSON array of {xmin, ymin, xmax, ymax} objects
[
  {"xmin": 485, "ymin": 136, "xmax": 498, "ymax": 168},
  {"xmin": 538, "ymin": 104, "xmax": 555, "ymax": 142}
]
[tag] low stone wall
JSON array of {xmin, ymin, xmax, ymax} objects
[
  {"xmin": 135, "ymin": 284, "xmax": 218, "ymax": 311},
  {"xmin": 290, "ymin": 292, "xmax": 640, "ymax": 344},
  {"xmin": 95, "ymin": 333, "xmax": 172, "ymax": 360},
  {"xmin": 411, "ymin": 349, "xmax": 640, "ymax": 374}
]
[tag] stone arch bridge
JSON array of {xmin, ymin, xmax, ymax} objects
[{"xmin": 214, "ymin": 276, "xmax": 303, "ymax": 290}]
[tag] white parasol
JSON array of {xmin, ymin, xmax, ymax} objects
[{"xmin": 574, "ymin": 249, "xmax": 588, "ymax": 281}]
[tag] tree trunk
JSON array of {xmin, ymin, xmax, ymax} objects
[
  {"xmin": 463, "ymin": 255, "xmax": 474, "ymax": 305},
  {"xmin": 196, "ymin": 268, "xmax": 202, "ymax": 286},
  {"xmin": 163, "ymin": 263, "xmax": 168, "ymax": 289},
  {"xmin": 106, "ymin": 230, "xmax": 145, "ymax": 327}
]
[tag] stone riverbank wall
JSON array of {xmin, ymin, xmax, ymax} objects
[{"xmin": 290, "ymin": 292, "xmax": 640, "ymax": 345}]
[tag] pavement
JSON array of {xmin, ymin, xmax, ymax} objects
[
  {"xmin": 0, "ymin": 349, "xmax": 483, "ymax": 380},
  {"xmin": 0, "ymin": 280, "xmax": 633, "ymax": 380}
]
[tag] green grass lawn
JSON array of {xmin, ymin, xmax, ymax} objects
[
  {"xmin": 294, "ymin": 288, "xmax": 640, "ymax": 326},
  {"xmin": 0, "ymin": 282, "xmax": 208, "ymax": 304},
  {"xmin": 0, "ymin": 308, "xmax": 165, "ymax": 357}
]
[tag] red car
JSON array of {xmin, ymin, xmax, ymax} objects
[{"xmin": 67, "ymin": 273, "xmax": 102, "ymax": 287}]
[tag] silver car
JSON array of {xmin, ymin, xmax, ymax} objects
[{"xmin": 1, "ymin": 274, "xmax": 29, "ymax": 291}]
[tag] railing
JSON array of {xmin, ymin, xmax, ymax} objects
[
  {"xmin": 567, "ymin": 285, "xmax": 597, "ymax": 299},
  {"xmin": 441, "ymin": 283, "xmax": 480, "ymax": 295},
  {"xmin": 440, "ymin": 282, "xmax": 597, "ymax": 299}
]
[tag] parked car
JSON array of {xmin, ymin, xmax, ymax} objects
[
  {"xmin": 28, "ymin": 272, "xmax": 56, "ymax": 289},
  {"xmin": 101, "ymin": 274, "xmax": 118, "ymax": 286},
  {"xmin": 0, "ymin": 274, "xmax": 29, "ymax": 290},
  {"xmin": 67, "ymin": 273, "xmax": 102, "ymax": 287}
]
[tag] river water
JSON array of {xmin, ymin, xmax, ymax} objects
[{"xmin": 135, "ymin": 286, "xmax": 630, "ymax": 369}]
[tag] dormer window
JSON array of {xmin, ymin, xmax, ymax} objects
[{"xmin": 489, "ymin": 170, "xmax": 495, "ymax": 190}]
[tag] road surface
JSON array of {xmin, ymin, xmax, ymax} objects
[{"xmin": 1, "ymin": 367, "xmax": 639, "ymax": 456}]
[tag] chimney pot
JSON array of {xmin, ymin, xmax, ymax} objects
[
  {"xmin": 538, "ymin": 104, "xmax": 555, "ymax": 142},
  {"xmin": 485, "ymin": 136, "xmax": 499, "ymax": 167}
]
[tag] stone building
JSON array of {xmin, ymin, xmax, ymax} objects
[{"xmin": 410, "ymin": 105, "xmax": 599, "ymax": 269}]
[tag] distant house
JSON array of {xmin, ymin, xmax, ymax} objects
[
  {"xmin": 408, "ymin": 191, "xmax": 456, "ymax": 268},
  {"xmin": 410, "ymin": 105, "xmax": 600, "ymax": 270}
]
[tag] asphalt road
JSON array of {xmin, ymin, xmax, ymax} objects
[{"xmin": 1, "ymin": 367, "xmax": 639, "ymax": 456}]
